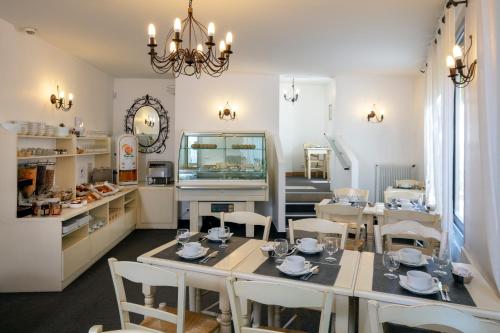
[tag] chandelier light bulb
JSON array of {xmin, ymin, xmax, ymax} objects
[
  {"xmin": 174, "ymin": 18, "xmax": 182, "ymax": 32},
  {"xmin": 197, "ymin": 44, "xmax": 203, "ymax": 52},
  {"xmin": 225, "ymin": 32, "xmax": 233, "ymax": 45},
  {"xmin": 446, "ymin": 55, "xmax": 456, "ymax": 68},
  {"xmin": 452, "ymin": 45, "xmax": 463, "ymax": 59},
  {"xmin": 169, "ymin": 41, "xmax": 177, "ymax": 53},
  {"xmin": 68, "ymin": 93, "xmax": 74, "ymax": 101},
  {"xmin": 148, "ymin": 23, "xmax": 156, "ymax": 37},
  {"xmin": 208, "ymin": 22, "xmax": 215, "ymax": 36},
  {"xmin": 219, "ymin": 40, "xmax": 226, "ymax": 52},
  {"xmin": 59, "ymin": 91, "xmax": 65, "ymax": 99}
]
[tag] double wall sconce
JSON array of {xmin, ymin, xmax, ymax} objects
[
  {"xmin": 446, "ymin": 35, "xmax": 477, "ymax": 88},
  {"xmin": 50, "ymin": 85, "xmax": 74, "ymax": 111},
  {"xmin": 367, "ymin": 104, "xmax": 384, "ymax": 123},
  {"xmin": 219, "ymin": 101, "xmax": 236, "ymax": 120}
]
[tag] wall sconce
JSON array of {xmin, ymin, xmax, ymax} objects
[
  {"xmin": 446, "ymin": 35, "xmax": 477, "ymax": 88},
  {"xmin": 50, "ymin": 85, "xmax": 74, "ymax": 111},
  {"xmin": 219, "ymin": 101, "xmax": 236, "ymax": 120},
  {"xmin": 367, "ymin": 104, "xmax": 384, "ymax": 123}
]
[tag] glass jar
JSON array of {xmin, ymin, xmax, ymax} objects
[{"xmin": 48, "ymin": 198, "xmax": 62, "ymax": 215}]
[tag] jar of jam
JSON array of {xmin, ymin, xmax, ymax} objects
[
  {"xmin": 41, "ymin": 202, "xmax": 51, "ymax": 216},
  {"xmin": 48, "ymin": 198, "xmax": 62, "ymax": 216}
]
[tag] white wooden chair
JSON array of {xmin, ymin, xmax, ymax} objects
[
  {"xmin": 368, "ymin": 300, "xmax": 500, "ymax": 333},
  {"xmin": 105, "ymin": 258, "xmax": 219, "ymax": 333},
  {"xmin": 89, "ymin": 327, "xmax": 152, "ymax": 333},
  {"xmin": 374, "ymin": 220, "xmax": 442, "ymax": 255},
  {"xmin": 303, "ymin": 144, "xmax": 328, "ymax": 179},
  {"xmin": 384, "ymin": 189, "xmax": 424, "ymax": 203},
  {"xmin": 288, "ymin": 218, "xmax": 348, "ymax": 249},
  {"xmin": 314, "ymin": 203, "xmax": 365, "ymax": 240},
  {"xmin": 220, "ymin": 211, "xmax": 272, "ymax": 241},
  {"xmin": 226, "ymin": 277, "xmax": 334, "ymax": 333},
  {"xmin": 383, "ymin": 209, "xmax": 441, "ymax": 229},
  {"xmin": 396, "ymin": 179, "xmax": 424, "ymax": 188},
  {"xmin": 333, "ymin": 188, "xmax": 369, "ymax": 202}
]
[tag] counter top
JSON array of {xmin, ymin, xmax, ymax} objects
[{"xmin": 17, "ymin": 186, "xmax": 138, "ymax": 223}]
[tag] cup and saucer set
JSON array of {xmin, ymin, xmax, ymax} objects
[
  {"xmin": 397, "ymin": 248, "xmax": 428, "ymax": 267},
  {"xmin": 206, "ymin": 227, "xmax": 234, "ymax": 242},
  {"xmin": 399, "ymin": 270, "xmax": 440, "ymax": 295},
  {"xmin": 296, "ymin": 238, "xmax": 324, "ymax": 254},
  {"xmin": 276, "ymin": 255, "xmax": 313, "ymax": 277},
  {"xmin": 176, "ymin": 242, "xmax": 209, "ymax": 260}
]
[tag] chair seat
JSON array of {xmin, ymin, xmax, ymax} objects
[
  {"xmin": 259, "ymin": 326, "xmax": 307, "ymax": 333},
  {"xmin": 140, "ymin": 305, "xmax": 219, "ymax": 333},
  {"xmin": 345, "ymin": 239, "xmax": 364, "ymax": 251}
]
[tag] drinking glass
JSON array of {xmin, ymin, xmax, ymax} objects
[
  {"xmin": 383, "ymin": 252, "xmax": 400, "ymax": 279},
  {"xmin": 273, "ymin": 238, "xmax": 288, "ymax": 263},
  {"xmin": 324, "ymin": 236, "xmax": 339, "ymax": 262},
  {"xmin": 218, "ymin": 226, "xmax": 231, "ymax": 248},
  {"xmin": 432, "ymin": 248, "xmax": 451, "ymax": 276},
  {"xmin": 176, "ymin": 229, "xmax": 190, "ymax": 248}
]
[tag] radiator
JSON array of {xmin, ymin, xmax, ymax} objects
[{"xmin": 374, "ymin": 164, "xmax": 416, "ymax": 202}]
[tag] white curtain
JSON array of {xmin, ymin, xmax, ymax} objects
[
  {"xmin": 464, "ymin": 0, "xmax": 500, "ymax": 293},
  {"xmin": 424, "ymin": 7, "xmax": 456, "ymax": 250}
]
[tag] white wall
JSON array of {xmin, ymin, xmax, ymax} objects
[
  {"xmin": 113, "ymin": 79, "xmax": 175, "ymax": 182},
  {"xmin": 0, "ymin": 18, "xmax": 113, "ymax": 133},
  {"xmin": 333, "ymin": 74, "xmax": 424, "ymax": 201},
  {"xmin": 279, "ymin": 80, "xmax": 331, "ymax": 172},
  {"xmin": 175, "ymin": 73, "xmax": 280, "ymax": 222}
]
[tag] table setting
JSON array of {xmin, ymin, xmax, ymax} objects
[{"xmin": 372, "ymin": 247, "xmax": 476, "ymax": 306}]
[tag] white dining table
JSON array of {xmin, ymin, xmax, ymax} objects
[
  {"xmin": 137, "ymin": 233, "xmax": 266, "ymax": 333},
  {"xmin": 355, "ymin": 252, "xmax": 500, "ymax": 333},
  {"xmin": 232, "ymin": 247, "xmax": 360, "ymax": 333}
]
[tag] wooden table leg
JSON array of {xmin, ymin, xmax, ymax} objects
[
  {"xmin": 273, "ymin": 305, "xmax": 280, "ymax": 327},
  {"xmin": 252, "ymin": 303, "xmax": 262, "ymax": 327},
  {"xmin": 188, "ymin": 286, "xmax": 196, "ymax": 311},
  {"xmin": 334, "ymin": 295, "xmax": 351, "ymax": 333},
  {"xmin": 358, "ymin": 298, "xmax": 369, "ymax": 333},
  {"xmin": 190, "ymin": 201, "xmax": 200, "ymax": 232},
  {"xmin": 245, "ymin": 202, "xmax": 255, "ymax": 238},
  {"xmin": 218, "ymin": 282, "xmax": 232, "ymax": 333}
]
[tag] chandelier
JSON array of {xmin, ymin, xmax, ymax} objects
[
  {"xmin": 147, "ymin": 0, "xmax": 233, "ymax": 78},
  {"xmin": 283, "ymin": 78, "xmax": 299, "ymax": 104}
]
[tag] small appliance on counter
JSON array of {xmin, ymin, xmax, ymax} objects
[
  {"xmin": 117, "ymin": 134, "xmax": 138, "ymax": 185},
  {"xmin": 147, "ymin": 160, "xmax": 173, "ymax": 186}
]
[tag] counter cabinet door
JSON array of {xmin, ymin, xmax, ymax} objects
[{"xmin": 138, "ymin": 187, "xmax": 175, "ymax": 228}]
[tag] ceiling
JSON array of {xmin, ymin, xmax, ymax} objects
[{"xmin": 0, "ymin": 0, "xmax": 445, "ymax": 78}]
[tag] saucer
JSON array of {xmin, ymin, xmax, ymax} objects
[
  {"xmin": 176, "ymin": 247, "xmax": 209, "ymax": 259},
  {"xmin": 399, "ymin": 275, "xmax": 439, "ymax": 295},
  {"xmin": 206, "ymin": 233, "xmax": 234, "ymax": 242},
  {"xmin": 398, "ymin": 253, "xmax": 429, "ymax": 267},
  {"xmin": 276, "ymin": 262, "xmax": 312, "ymax": 277},
  {"xmin": 297, "ymin": 244, "xmax": 324, "ymax": 254}
]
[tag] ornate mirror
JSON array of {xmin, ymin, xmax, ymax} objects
[{"xmin": 125, "ymin": 94, "xmax": 169, "ymax": 154}]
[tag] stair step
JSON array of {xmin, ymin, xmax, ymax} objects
[
  {"xmin": 286, "ymin": 204, "xmax": 315, "ymax": 214},
  {"xmin": 285, "ymin": 212, "xmax": 317, "ymax": 218},
  {"xmin": 285, "ymin": 201, "xmax": 318, "ymax": 205}
]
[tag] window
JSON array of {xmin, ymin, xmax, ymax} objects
[{"xmin": 453, "ymin": 25, "xmax": 465, "ymax": 234}]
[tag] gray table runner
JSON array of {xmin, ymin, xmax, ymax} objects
[
  {"xmin": 152, "ymin": 234, "xmax": 250, "ymax": 267},
  {"xmin": 371, "ymin": 253, "xmax": 476, "ymax": 307},
  {"xmin": 253, "ymin": 250, "xmax": 343, "ymax": 286}
]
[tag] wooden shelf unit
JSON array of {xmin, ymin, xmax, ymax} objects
[{"xmin": 0, "ymin": 128, "xmax": 138, "ymax": 292}]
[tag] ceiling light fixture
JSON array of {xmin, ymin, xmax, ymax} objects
[
  {"xmin": 146, "ymin": 0, "xmax": 234, "ymax": 78},
  {"xmin": 446, "ymin": 35, "xmax": 477, "ymax": 88},
  {"xmin": 50, "ymin": 85, "xmax": 74, "ymax": 112},
  {"xmin": 367, "ymin": 104, "xmax": 384, "ymax": 123},
  {"xmin": 283, "ymin": 78, "xmax": 299, "ymax": 104}
]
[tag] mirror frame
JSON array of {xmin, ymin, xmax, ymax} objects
[{"xmin": 125, "ymin": 94, "xmax": 169, "ymax": 154}]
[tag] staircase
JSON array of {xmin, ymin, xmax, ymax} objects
[{"xmin": 285, "ymin": 176, "xmax": 333, "ymax": 224}]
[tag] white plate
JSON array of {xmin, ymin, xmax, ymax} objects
[
  {"xmin": 398, "ymin": 253, "xmax": 429, "ymax": 267},
  {"xmin": 297, "ymin": 244, "xmax": 324, "ymax": 254},
  {"xmin": 399, "ymin": 275, "xmax": 439, "ymax": 295},
  {"xmin": 276, "ymin": 263, "xmax": 312, "ymax": 276},
  {"xmin": 176, "ymin": 247, "xmax": 209, "ymax": 259},
  {"xmin": 206, "ymin": 233, "xmax": 234, "ymax": 242}
]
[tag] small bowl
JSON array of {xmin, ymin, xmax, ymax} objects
[{"xmin": 452, "ymin": 272, "xmax": 473, "ymax": 284}]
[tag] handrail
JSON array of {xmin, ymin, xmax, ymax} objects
[{"xmin": 323, "ymin": 133, "xmax": 351, "ymax": 170}]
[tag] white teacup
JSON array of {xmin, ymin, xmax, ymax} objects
[
  {"xmin": 399, "ymin": 248, "xmax": 422, "ymax": 264},
  {"xmin": 183, "ymin": 242, "xmax": 202, "ymax": 256},
  {"xmin": 208, "ymin": 227, "xmax": 221, "ymax": 238},
  {"xmin": 338, "ymin": 198, "xmax": 350, "ymax": 204},
  {"xmin": 406, "ymin": 270, "xmax": 437, "ymax": 291},
  {"xmin": 283, "ymin": 255, "xmax": 309, "ymax": 273},
  {"xmin": 296, "ymin": 238, "xmax": 318, "ymax": 251}
]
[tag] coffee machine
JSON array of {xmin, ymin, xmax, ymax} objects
[{"xmin": 146, "ymin": 161, "xmax": 173, "ymax": 185}]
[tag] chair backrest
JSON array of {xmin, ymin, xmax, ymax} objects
[
  {"xmin": 334, "ymin": 188, "xmax": 369, "ymax": 202},
  {"xmin": 374, "ymin": 220, "xmax": 442, "ymax": 254},
  {"xmin": 108, "ymin": 258, "xmax": 186, "ymax": 333},
  {"xmin": 289, "ymin": 218, "xmax": 347, "ymax": 249},
  {"xmin": 220, "ymin": 211, "xmax": 272, "ymax": 241},
  {"xmin": 383, "ymin": 210, "xmax": 441, "ymax": 230},
  {"xmin": 395, "ymin": 179, "xmax": 423, "ymax": 187},
  {"xmin": 384, "ymin": 189, "xmax": 424, "ymax": 203},
  {"xmin": 368, "ymin": 300, "xmax": 500, "ymax": 333},
  {"xmin": 315, "ymin": 203, "xmax": 364, "ymax": 226},
  {"xmin": 226, "ymin": 278, "xmax": 334, "ymax": 333}
]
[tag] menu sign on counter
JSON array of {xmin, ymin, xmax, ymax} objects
[{"xmin": 117, "ymin": 134, "xmax": 138, "ymax": 185}]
